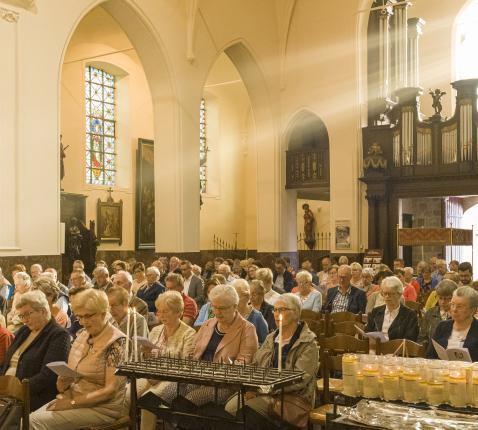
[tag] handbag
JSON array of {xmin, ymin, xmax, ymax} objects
[
  {"xmin": 271, "ymin": 394, "xmax": 311, "ymax": 429},
  {"xmin": 0, "ymin": 397, "xmax": 23, "ymax": 430}
]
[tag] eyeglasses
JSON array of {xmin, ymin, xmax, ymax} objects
[
  {"xmin": 18, "ymin": 310, "xmax": 39, "ymax": 321},
  {"xmin": 381, "ymin": 291, "xmax": 399, "ymax": 297},
  {"xmin": 273, "ymin": 307, "xmax": 292, "ymax": 313},
  {"xmin": 76, "ymin": 312, "xmax": 98, "ymax": 321},
  {"xmin": 211, "ymin": 304, "xmax": 234, "ymax": 312}
]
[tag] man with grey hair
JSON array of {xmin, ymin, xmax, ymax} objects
[
  {"xmin": 92, "ymin": 266, "xmax": 112, "ymax": 292},
  {"xmin": 217, "ymin": 263, "xmax": 237, "ymax": 284},
  {"xmin": 112, "ymin": 270, "xmax": 148, "ymax": 319},
  {"xmin": 30, "ymin": 263, "xmax": 43, "ymax": 281},
  {"xmin": 323, "ymin": 265, "xmax": 367, "ymax": 314}
]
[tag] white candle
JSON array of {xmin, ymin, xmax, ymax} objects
[
  {"xmin": 278, "ymin": 313, "xmax": 283, "ymax": 373},
  {"xmin": 125, "ymin": 308, "xmax": 130, "ymax": 362},
  {"xmin": 133, "ymin": 307, "xmax": 138, "ymax": 362}
]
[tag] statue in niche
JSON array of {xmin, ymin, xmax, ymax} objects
[
  {"xmin": 60, "ymin": 134, "xmax": 69, "ymax": 184},
  {"xmin": 65, "ymin": 217, "xmax": 98, "ymax": 275},
  {"xmin": 302, "ymin": 203, "xmax": 316, "ymax": 250},
  {"xmin": 429, "ymin": 88, "xmax": 446, "ymax": 116}
]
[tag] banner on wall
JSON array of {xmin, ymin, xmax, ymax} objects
[{"xmin": 335, "ymin": 220, "xmax": 351, "ymax": 249}]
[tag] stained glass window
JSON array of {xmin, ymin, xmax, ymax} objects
[
  {"xmin": 199, "ymin": 98, "xmax": 208, "ymax": 193},
  {"xmin": 85, "ymin": 66, "xmax": 116, "ymax": 186}
]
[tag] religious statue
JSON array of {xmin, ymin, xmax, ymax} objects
[
  {"xmin": 65, "ymin": 217, "xmax": 98, "ymax": 275},
  {"xmin": 302, "ymin": 203, "xmax": 316, "ymax": 250},
  {"xmin": 60, "ymin": 134, "xmax": 69, "ymax": 182},
  {"xmin": 429, "ymin": 88, "xmax": 446, "ymax": 116}
]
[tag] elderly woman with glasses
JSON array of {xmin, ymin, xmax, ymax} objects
[
  {"xmin": 136, "ymin": 290, "xmax": 196, "ymax": 430},
  {"xmin": 366, "ymin": 276, "xmax": 419, "ymax": 341},
  {"xmin": 1, "ymin": 290, "xmax": 70, "ymax": 411},
  {"xmin": 131, "ymin": 262, "xmax": 147, "ymax": 294},
  {"xmin": 294, "ymin": 270, "xmax": 322, "ymax": 313},
  {"xmin": 136, "ymin": 266, "xmax": 165, "ymax": 313},
  {"xmin": 250, "ymin": 279, "xmax": 276, "ymax": 331},
  {"xmin": 7, "ymin": 271, "xmax": 32, "ymax": 332},
  {"xmin": 427, "ymin": 286, "xmax": 478, "ymax": 362},
  {"xmin": 225, "ymin": 293, "xmax": 318, "ymax": 429},
  {"xmin": 232, "ymin": 279, "xmax": 269, "ymax": 343},
  {"xmin": 419, "ymin": 279, "xmax": 457, "ymax": 350},
  {"xmin": 30, "ymin": 289, "xmax": 126, "ymax": 430},
  {"xmin": 158, "ymin": 284, "xmax": 258, "ymax": 426},
  {"xmin": 34, "ymin": 277, "xmax": 70, "ymax": 328}
]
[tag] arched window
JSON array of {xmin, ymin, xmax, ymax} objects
[
  {"xmin": 199, "ymin": 97, "xmax": 208, "ymax": 193},
  {"xmin": 455, "ymin": 0, "xmax": 478, "ymax": 80},
  {"xmin": 85, "ymin": 66, "xmax": 117, "ymax": 186}
]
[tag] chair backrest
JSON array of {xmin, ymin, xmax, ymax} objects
[
  {"xmin": 306, "ymin": 319, "xmax": 326, "ymax": 338},
  {"xmin": 329, "ymin": 311, "xmax": 362, "ymax": 323},
  {"xmin": 319, "ymin": 334, "xmax": 370, "ymax": 355},
  {"xmin": 0, "ymin": 376, "xmax": 29, "ymax": 430},
  {"xmin": 405, "ymin": 301, "xmax": 422, "ymax": 314},
  {"xmin": 301, "ymin": 309, "xmax": 322, "ymax": 321},
  {"xmin": 376, "ymin": 339, "xmax": 425, "ymax": 358},
  {"xmin": 331, "ymin": 321, "xmax": 363, "ymax": 337}
]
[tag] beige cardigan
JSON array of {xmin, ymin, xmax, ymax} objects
[{"xmin": 148, "ymin": 320, "xmax": 196, "ymax": 358}]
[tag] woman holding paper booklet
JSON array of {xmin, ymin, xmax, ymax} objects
[
  {"xmin": 30, "ymin": 288, "xmax": 126, "ymax": 430},
  {"xmin": 427, "ymin": 286, "xmax": 478, "ymax": 362},
  {"xmin": 136, "ymin": 290, "xmax": 196, "ymax": 430},
  {"xmin": 0, "ymin": 290, "xmax": 70, "ymax": 411},
  {"xmin": 365, "ymin": 276, "xmax": 419, "ymax": 341}
]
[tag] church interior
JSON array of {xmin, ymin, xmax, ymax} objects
[{"xmin": 1, "ymin": 0, "xmax": 478, "ymax": 429}]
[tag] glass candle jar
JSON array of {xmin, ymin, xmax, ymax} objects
[
  {"xmin": 448, "ymin": 368, "xmax": 467, "ymax": 407},
  {"xmin": 362, "ymin": 363, "xmax": 380, "ymax": 398},
  {"xmin": 402, "ymin": 364, "xmax": 421, "ymax": 403},
  {"xmin": 382, "ymin": 369, "xmax": 400, "ymax": 401},
  {"xmin": 427, "ymin": 380, "xmax": 445, "ymax": 406},
  {"xmin": 342, "ymin": 354, "xmax": 359, "ymax": 397}
]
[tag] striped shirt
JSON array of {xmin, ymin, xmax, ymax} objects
[{"xmin": 331, "ymin": 286, "xmax": 351, "ymax": 313}]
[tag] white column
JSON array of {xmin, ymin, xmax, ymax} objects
[
  {"xmin": 393, "ymin": 2, "xmax": 410, "ymax": 91},
  {"xmin": 407, "ymin": 18, "xmax": 425, "ymax": 88},
  {"xmin": 379, "ymin": 7, "xmax": 393, "ymax": 98},
  {"xmin": 0, "ymin": 8, "xmax": 19, "ymax": 250}
]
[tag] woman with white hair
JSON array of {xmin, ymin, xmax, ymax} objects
[
  {"xmin": 366, "ymin": 276, "xmax": 419, "ymax": 341},
  {"xmin": 137, "ymin": 290, "xmax": 196, "ymax": 430},
  {"xmin": 7, "ymin": 271, "xmax": 33, "ymax": 331},
  {"xmin": 232, "ymin": 279, "xmax": 268, "ymax": 343},
  {"xmin": 225, "ymin": 293, "xmax": 318, "ymax": 429},
  {"xmin": 158, "ymin": 284, "xmax": 258, "ymax": 427},
  {"xmin": 136, "ymin": 266, "xmax": 165, "ymax": 313},
  {"xmin": 1, "ymin": 290, "xmax": 70, "ymax": 411},
  {"xmin": 294, "ymin": 270, "xmax": 322, "ymax": 312},
  {"xmin": 427, "ymin": 286, "xmax": 478, "ymax": 362},
  {"xmin": 362, "ymin": 267, "xmax": 379, "ymax": 298},
  {"xmin": 30, "ymin": 289, "xmax": 126, "ymax": 429}
]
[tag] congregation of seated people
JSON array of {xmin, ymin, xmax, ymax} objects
[{"xmin": 0, "ymin": 254, "xmax": 476, "ymax": 429}]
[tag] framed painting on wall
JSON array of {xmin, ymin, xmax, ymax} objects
[
  {"xmin": 136, "ymin": 138, "xmax": 155, "ymax": 249},
  {"xmin": 335, "ymin": 220, "xmax": 351, "ymax": 249},
  {"xmin": 97, "ymin": 195, "xmax": 123, "ymax": 245}
]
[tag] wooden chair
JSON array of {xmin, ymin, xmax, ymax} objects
[
  {"xmin": 405, "ymin": 300, "xmax": 423, "ymax": 317},
  {"xmin": 376, "ymin": 338, "xmax": 425, "ymax": 358},
  {"xmin": 86, "ymin": 416, "xmax": 131, "ymax": 430},
  {"xmin": 308, "ymin": 350, "xmax": 346, "ymax": 428},
  {"xmin": 301, "ymin": 309, "xmax": 322, "ymax": 322},
  {"xmin": 0, "ymin": 376, "xmax": 29, "ymax": 430},
  {"xmin": 328, "ymin": 311, "xmax": 363, "ymax": 324},
  {"xmin": 330, "ymin": 320, "xmax": 364, "ymax": 336},
  {"xmin": 306, "ymin": 319, "xmax": 327, "ymax": 338}
]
